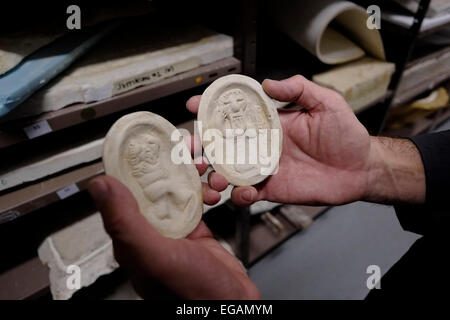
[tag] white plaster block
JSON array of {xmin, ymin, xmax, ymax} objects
[
  {"xmin": 10, "ymin": 25, "xmax": 233, "ymax": 119},
  {"xmin": 0, "ymin": 138, "xmax": 103, "ymax": 192},
  {"xmin": 313, "ymin": 57, "xmax": 395, "ymax": 111},
  {"xmin": 38, "ymin": 213, "xmax": 118, "ymax": 300}
]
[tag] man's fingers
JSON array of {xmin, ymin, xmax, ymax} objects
[
  {"xmin": 88, "ymin": 176, "xmax": 152, "ymax": 241},
  {"xmin": 208, "ymin": 171, "xmax": 228, "ymax": 192},
  {"xmin": 195, "ymin": 157, "xmax": 209, "ymax": 176},
  {"xmin": 231, "ymin": 186, "xmax": 259, "ymax": 206},
  {"xmin": 262, "ymin": 75, "xmax": 341, "ymax": 112},
  {"xmin": 88, "ymin": 175, "xmax": 176, "ymax": 276},
  {"xmin": 186, "ymin": 95, "xmax": 202, "ymax": 114},
  {"xmin": 202, "ymin": 182, "xmax": 221, "ymax": 205}
]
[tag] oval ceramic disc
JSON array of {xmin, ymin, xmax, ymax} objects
[
  {"xmin": 198, "ymin": 74, "xmax": 283, "ymax": 186},
  {"xmin": 103, "ymin": 111, "xmax": 202, "ymax": 239}
]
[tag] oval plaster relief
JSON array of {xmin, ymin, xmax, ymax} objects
[
  {"xmin": 103, "ymin": 111, "xmax": 202, "ymax": 239},
  {"xmin": 198, "ymin": 74, "xmax": 283, "ymax": 186}
]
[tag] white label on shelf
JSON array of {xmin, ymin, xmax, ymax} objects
[
  {"xmin": 23, "ymin": 120, "xmax": 53, "ymax": 139},
  {"xmin": 57, "ymin": 183, "xmax": 80, "ymax": 200},
  {"xmin": 0, "ymin": 210, "xmax": 20, "ymax": 224},
  {"xmin": 112, "ymin": 57, "xmax": 200, "ymax": 95}
]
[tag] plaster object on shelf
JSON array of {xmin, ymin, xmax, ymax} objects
[
  {"xmin": 198, "ymin": 74, "xmax": 282, "ymax": 186},
  {"xmin": 320, "ymin": 27, "xmax": 365, "ymax": 64},
  {"xmin": 38, "ymin": 213, "xmax": 118, "ymax": 300},
  {"xmin": 0, "ymin": 23, "xmax": 117, "ymax": 117},
  {"xmin": 268, "ymin": 0, "xmax": 386, "ymax": 64},
  {"xmin": 5, "ymin": 22, "xmax": 233, "ymax": 121},
  {"xmin": 396, "ymin": 48, "xmax": 450, "ymax": 103},
  {"xmin": 312, "ymin": 57, "xmax": 395, "ymax": 111},
  {"xmin": 103, "ymin": 111, "xmax": 203, "ymax": 239},
  {"xmin": 0, "ymin": 2, "xmax": 155, "ymax": 76},
  {"xmin": 0, "ymin": 138, "xmax": 104, "ymax": 192}
]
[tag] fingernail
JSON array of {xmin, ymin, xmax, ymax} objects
[
  {"xmin": 88, "ymin": 179, "xmax": 109, "ymax": 204},
  {"xmin": 241, "ymin": 190, "xmax": 254, "ymax": 202}
]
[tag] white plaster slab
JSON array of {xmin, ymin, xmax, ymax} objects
[
  {"xmin": 313, "ymin": 57, "xmax": 395, "ymax": 111},
  {"xmin": 198, "ymin": 75, "xmax": 283, "ymax": 186},
  {"xmin": 7, "ymin": 24, "xmax": 233, "ymax": 120},
  {"xmin": 38, "ymin": 212, "xmax": 118, "ymax": 300},
  {"xmin": 0, "ymin": 138, "xmax": 103, "ymax": 192},
  {"xmin": 103, "ymin": 112, "xmax": 203, "ymax": 239}
]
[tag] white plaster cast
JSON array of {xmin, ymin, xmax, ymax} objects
[
  {"xmin": 38, "ymin": 213, "xmax": 118, "ymax": 300},
  {"xmin": 4, "ymin": 26, "xmax": 233, "ymax": 121},
  {"xmin": 103, "ymin": 112, "xmax": 203, "ymax": 239},
  {"xmin": 198, "ymin": 74, "xmax": 283, "ymax": 186},
  {"xmin": 0, "ymin": 138, "xmax": 103, "ymax": 192},
  {"xmin": 313, "ymin": 57, "xmax": 395, "ymax": 111}
]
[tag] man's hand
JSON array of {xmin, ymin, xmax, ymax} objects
[
  {"xmin": 88, "ymin": 175, "xmax": 260, "ymax": 300},
  {"xmin": 188, "ymin": 75, "xmax": 372, "ymax": 206},
  {"xmin": 188, "ymin": 75, "xmax": 426, "ymax": 206}
]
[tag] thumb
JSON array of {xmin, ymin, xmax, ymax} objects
[
  {"xmin": 87, "ymin": 175, "xmax": 154, "ymax": 242},
  {"xmin": 262, "ymin": 75, "xmax": 342, "ymax": 112},
  {"xmin": 87, "ymin": 175, "xmax": 173, "ymax": 276}
]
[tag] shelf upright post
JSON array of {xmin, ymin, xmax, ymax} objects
[
  {"xmin": 378, "ymin": 0, "xmax": 431, "ymax": 133},
  {"xmin": 236, "ymin": 0, "xmax": 258, "ymax": 76}
]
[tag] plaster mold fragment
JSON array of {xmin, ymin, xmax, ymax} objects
[
  {"xmin": 38, "ymin": 213, "xmax": 118, "ymax": 300},
  {"xmin": 198, "ymin": 75, "xmax": 282, "ymax": 186},
  {"xmin": 103, "ymin": 112, "xmax": 203, "ymax": 239}
]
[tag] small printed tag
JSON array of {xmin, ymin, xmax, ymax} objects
[
  {"xmin": 112, "ymin": 57, "xmax": 200, "ymax": 95},
  {"xmin": 0, "ymin": 210, "xmax": 20, "ymax": 224},
  {"xmin": 57, "ymin": 183, "xmax": 80, "ymax": 200},
  {"xmin": 23, "ymin": 120, "xmax": 52, "ymax": 139}
]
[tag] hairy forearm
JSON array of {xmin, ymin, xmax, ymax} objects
[{"xmin": 363, "ymin": 136, "xmax": 426, "ymax": 204}]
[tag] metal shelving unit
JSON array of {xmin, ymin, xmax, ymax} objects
[
  {"xmin": 379, "ymin": 0, "xmax": 450, "ymax": 135},
  {"xmin": 0, "ymin": 58, "xmax": 240, "ymax": 149},
  {"xmin": 0, "ymin": 2, "xmax": 248, "ymax": 300},
  {"xmin": 1, "ymin": 0, "xmax": 448, "ymax": 300}
]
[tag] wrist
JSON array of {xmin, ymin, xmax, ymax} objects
[
  {"xmin": 363, "ymin": 136, "xmax": 426, "ymax": 204},
  {"xmin": 363, "ymin": 136, "xmax": 392, "ymax": 203}
]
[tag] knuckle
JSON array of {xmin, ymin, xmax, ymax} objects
[{"xmin": 292, "ymin": 74, "xmax": 305, "ymax": 82}]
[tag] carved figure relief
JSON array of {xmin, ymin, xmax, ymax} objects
[
  {"xmin": 215, "ymin": 88, "xmax": 270, "ymax": 136},
  {"xmin": 198, "ymin": 74, "xmax": 283, "ymax": 186},
  {"xmin": 103, "ymin": 112, "xmax": 202, "ymax": 239}
]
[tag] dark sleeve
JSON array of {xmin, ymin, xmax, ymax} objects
[{"xmin": 394, "ymin": 130, "xmax": 450, "ymax": 235}]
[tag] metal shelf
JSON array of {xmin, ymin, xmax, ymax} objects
[
  {"xmin": 0, "ymin": 161, "xmax": 103, "ymax": 225},
  {"xmin": 0, "ymin": 257, "xmax": 48, "ymax": 300},
  {"xmin": 419, "ymin": 18, "xmax": 450, "ymax": 38},
  {"xmin": 393, "ymin": 72, "xmax": 450, "ymax": 107},
  {"xmin": 0, "ymin": 57, "xmax": 241, "ymax": 149},
  {"xmin": 391, "ymin": 46, "xmax": 450, "ymax": 107},
  {"xmin": 0, "ymin": 117, "xmax": 199, "ymax": 226},
  {"xmin": 383, "ymin": 106, "xmax": 450, "ymax": 137},
  {"xmin": 209, "ymin": 203, "xmax": 328, "ymax": 267}
]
